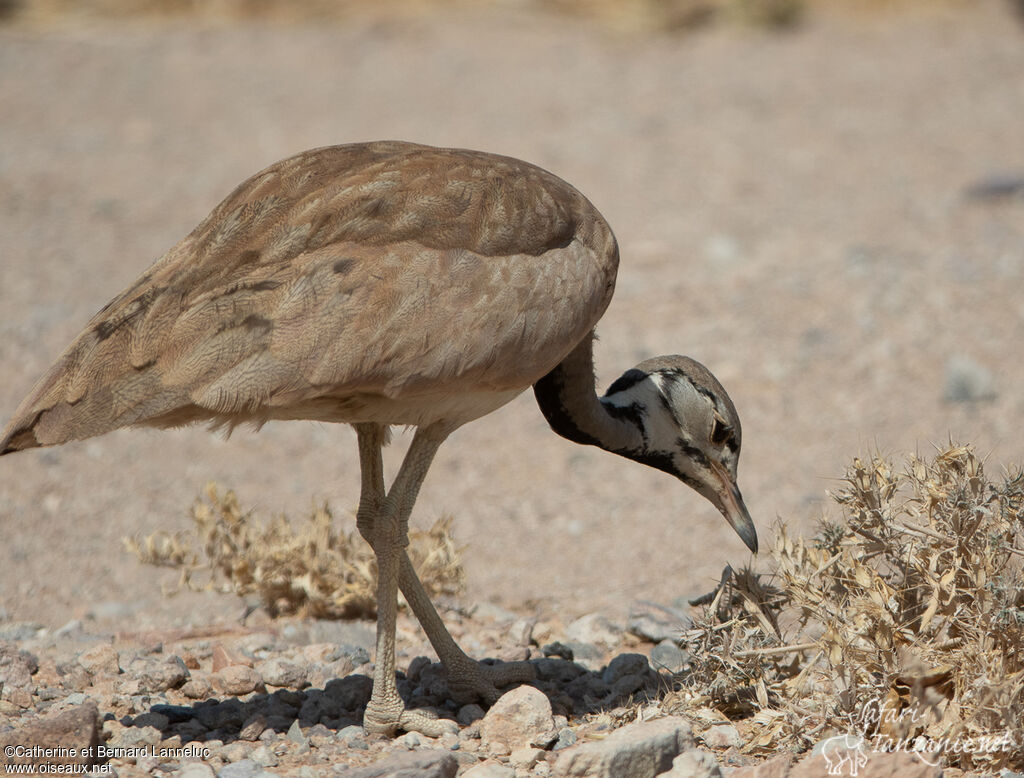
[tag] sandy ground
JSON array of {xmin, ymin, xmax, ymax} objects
[{"xmin": 1, "ymin": 1, "xmax": 1023, "ymax": 635}]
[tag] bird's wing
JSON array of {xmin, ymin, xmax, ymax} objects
[{"xmin": 1, "ymin": 142, "xmax": 618, "ymax": 451}]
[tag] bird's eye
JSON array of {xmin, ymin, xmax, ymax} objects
[{"xmin": 710, "ymin": 415, "xmax": 732, "ymax": 446}]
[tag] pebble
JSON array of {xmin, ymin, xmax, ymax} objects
[
  {"xmin": 249, "ymin": 745, "xmax": 278, "ymax": 767},
  {"xmin": 213, "ymin": 665, "xmax": 263, "ymax": 695},
  {"xmin": 338, "ymin": 750, "xmax": 458, "ymax": 777},
  {"xmin": 0, "ymin": 645, "xmax": 39, "ymax": 694},
  {"xmin": 255, "ymin": 657, "xmax": 307, "ymax": 689},
  {"xmin": 239, "ymin": 713, "xmax": 267, "ymax": 741},
  {"xmin": 462, "ymin": 762, "xmax": 515, "ymax": 778},
  {"xmin": 129, "ymin": 655, "xmax": 189, "ymax": 693},
  {"xmin": 663, "ymin": 749, "xmax": 722, "ymax": 777},
  {"xmin": 178, "ymin": 764, "xmax": 215, "ymax": 778},
  {"xmin": 181, "ymin": 674, "xmax": 215, "ymax": 699},
  {"xmin": 77, "ymin": 644, "xmax": 121, "ymax": 677},
  {"xmin": 287, "ymin": 719, "xmax": 307, "ymax": 745},
  {"xmin": 702, "ymin": 723, "xmax": 742, "ymax": 749},
  {"xmin": 565, "ymin": 613, "xmax": 623, "ymax": 649},
  {"xmin": 509, "ymin": 746, "xmax": 544, "ymax": 768},
  {"xmin": 217, "ymin": 759, "xmax": 263, "ymax": 778},
  {"xmin": 627, "ymin": 600, "xmax": 691, "ymax": 643},
  {"xmin": 650, "ymin": 640, "xmax": 688, "ymax": 674},
  {"xmin": 479, "ymin": 686, "xmax": 556, "ymax": 751},
  {"xmin": 553, "ymin": 716, "xmax": 695, "ymax": 778}
]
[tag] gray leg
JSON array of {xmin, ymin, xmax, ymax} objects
[
  {"xmin": 355, "ymin": 422, "xmax": 457, "ymax": 736},
  {"xmin": 354, "ymin": 424, "xmax": 534, "ymax": 724}
]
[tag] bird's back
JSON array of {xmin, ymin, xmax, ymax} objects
[{"xmin": 1, "ymin": 142, "xmax": 619, "ymax": 452}]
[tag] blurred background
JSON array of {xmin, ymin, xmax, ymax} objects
[{"xmin": 1, "ymin": 0, "xmax": 1023, "ymax": 630}]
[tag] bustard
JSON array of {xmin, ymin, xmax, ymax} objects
[{"xmin": 1, "ymin": 141, "xmax": 757, "ymax": 736}]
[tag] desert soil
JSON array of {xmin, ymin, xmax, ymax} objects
[{"xmin": 0, "ymin": 0, "xmax": 1022, "ymax": 761}]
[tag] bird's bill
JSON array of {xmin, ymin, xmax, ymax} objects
[{"xmin": 708, "ymin": 460, "xmax": 758, "ymax": 554}]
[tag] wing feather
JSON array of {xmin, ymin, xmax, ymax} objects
[{"xmin": 1, "ymin": 141, "xmax": 617, "ymax": 452}]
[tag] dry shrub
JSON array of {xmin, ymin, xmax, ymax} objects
[
  {"xmin": 124, "ymin": 483, "xmax": 465, "ymax": 619},
  {"xmin": 666, "ymin": 444, "xmax": 1023, "ymax": 772}
]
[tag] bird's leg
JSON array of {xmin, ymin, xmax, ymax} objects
[
  {"xmin": 354, "ymin": 424, "xmax": 534, "ymax": 710},
  {"xmin": 355, "ymin": 423, "xmax": 458, "ymax": 737},
  {"xmin": 396, "ymin": 558, "xmax": 535, "ymax": 705}
]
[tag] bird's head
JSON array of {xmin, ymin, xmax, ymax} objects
[{"xmin": 601, "ymin": 355, "xmax": 757, "ymax": 553}]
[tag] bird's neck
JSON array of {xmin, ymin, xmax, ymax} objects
[{"xmin": 532, "ymin": 333, "xmax": 644, "ymax": 454}]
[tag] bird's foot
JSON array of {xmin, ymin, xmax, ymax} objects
[
  {"xmin": 447, "ymin": 657, "xmax": 537, "ymax": 706},
  {"xmin": 363, "ymin": 699, "xmax": 458, "ymax": 738}
]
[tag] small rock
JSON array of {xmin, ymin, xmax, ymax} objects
[
  {"xmin": 287, "ymin": 718, "xmax": 306, "ymax": 745},
  {"xmin": 213, "ymin": 665, "xmax": 263, "ymax": 696},
  {"xmin": 0, "ymin": 645, "xmax": 39, "ymax": 697},
  {"xmin": 212, "ymin": 643, "xmax": 253, "ymax": 672},
  {"xmin": 797, "ymin": 748, "xmax": 941, "ymax": 778},
  {"xmin": 178, "ymin": 764, "xmax": 216, "ymax": 778},
  {"xmin": 650, "ymin": 641, "xmax": 688, "ymax": 673},
  {"xmin": 217, "ymin": 759, "xmax": 261, "ymax": 778},
  {"xmin": 479, "ymin": 686, "xmax": 556, "ymax": 751},
  {"xmin": 249, "ymin": 745, "xmax": 278, "ymax": 767},
  {"xmin": 487, "ymin": 741, "xmax": 511, "ymax": 757},
  {"xmin": 553, "ymin": 727, "xmax": 578, "ymax": 751},
  {"xmin": 509, "ymin": 618, "xmax": 535, "ymax": 647},
  {"xmin": 565, "ymin": 613, "xmax": 623, "ymax": 649},
  {"xmin": 339, "ymin": 749, "xmax": 458, "ymax": 777},
  {"xmin": 552, "ymin": 716, "xmax": 695, "ymax": 778},
  {"xmin": 510, "ymin": 747, "xmax": 544, "ymax": 768},
  {"xmin": 462, "ymin": 763, "xmax": 515, "ymax": 778},
  {"xmin": 338, "ymin": 724, "xmax": 366, "ymax": 741},
  {"xmin": 663, "ymin": 749, "xmax": 722, "ymax": 777},
  {"xmin": 181, "ymin": 674, "xmax": 215, "ymax": 699},
  {"xmin": 0, "ymin": 702, "xmax": 101, "ymax": 767},
  {"xmin": 222, "ymin": 742, "xmax": 252, "ymax": 763},
  {"xmin": 401, "ymin": 731, "xmax": 423, "ymax": 749},
  {"xmin": 77, "ymin": 644, "xmax": 121, "ymax": 677},
  {"xmin": 307, "ymin": 657, "xmax": 356, "ymax": 688},
  {"xmin": 256, "ymin": 657, "xmax": 307, "ymax": 688},
  {"xmin": 725, "ymin": 754, "xmax": 794, "ymax": 778},
  {"xmin": 130, "ymin": 655, "xmax": 189, "ymax": 692},
  {"xmin": 702, "ymin": 724, "xmax": 741, "ymax": 749},
  {"xmin": 627, "ymin": 601, "xmax": 691, "ymax": 643},
  {"xmin": 110, "ymin": 724, "xmax": 162, "ymax": 748},
  {"xmin": 239, "ymin": 713, "xmax": 267, "ymax": 741}
]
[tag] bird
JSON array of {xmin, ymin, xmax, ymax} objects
[{"xmin": 0, "ymin": 140, "xmax": 757, "ymax": 736}]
